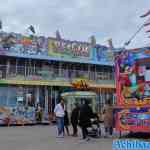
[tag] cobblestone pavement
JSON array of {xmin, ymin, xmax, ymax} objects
[{"xmin": 0, "ymin": 125, "xmax": 115, "ymax": 150}]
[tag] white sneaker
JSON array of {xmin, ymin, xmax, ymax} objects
[
  {"xmin": 79, "ymin": 138, "xmax": 86, "ymax": 143},
  {"xmin": 56, "ymin": 135, "xmax": 64, "ymax": 138}
]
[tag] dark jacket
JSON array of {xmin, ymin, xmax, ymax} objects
[
  {"xmin": 79, "ymin": 104, "xmax": 93, "ymax": 127},
  {"xmin": 71, "ymin": 107, "xmax": 80, "ymax": 125},
  {"xmin": 64, "ymin": 110, "xmax": 69, "ymax": 126}
]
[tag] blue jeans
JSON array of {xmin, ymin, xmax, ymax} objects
[{"xmin": 56, "ymin": 117, "xmax": 64, "ymax": 136}]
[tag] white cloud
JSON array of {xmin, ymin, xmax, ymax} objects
[{"xmin": 0, "ymin": 0, "xmax": 150, "ymax": 48}]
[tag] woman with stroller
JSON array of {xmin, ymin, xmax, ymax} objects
[{"xmin": 79, "ymin": 100, "xmax": 94, "ymax": 140}]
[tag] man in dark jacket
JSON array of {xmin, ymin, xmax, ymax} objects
[
  {"xmin": 79, "ymin": 100, "xmax": 94, "ymax": 140},
  {"xmin": 71, "ymin": 103, "xmax": 80, "ymax": 136}
]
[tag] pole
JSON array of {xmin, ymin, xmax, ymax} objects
[{"xmin": 124, "ymin": 25, "xmax": 144, "ymax": 47}]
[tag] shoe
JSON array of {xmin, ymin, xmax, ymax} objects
[
  {"xmin": 79, "ymin": 138, "xmax": 87, "ymax": 143},
  {"xmin": 86, "ymin": 138, "xmax": 90, "ymax": 141},
  {"xmin": 80, "ymin": 137, "xmax": 86, "ymax": 140},
  {"xmin": 72, "ymin": 134, "xmax": 78, "ymax": 137},
  {"xmin": 104, "ymin": 133, "xmax": 108, "ymax": 138},
  {"xmin": 56, "ymin": 135, "xmax": 64, "ymax": 138}
]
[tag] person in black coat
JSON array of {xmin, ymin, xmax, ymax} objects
[
  {"xmin": 71, "ymin": 103, "xmax": 80, "ymax": 136},
  {"xmin": 79, "ymin": 100, "xmax": 94, "ymax": 139},
  {"xmin": 64, "ymin": 110, "xmax": 70, "ymax": 136}
]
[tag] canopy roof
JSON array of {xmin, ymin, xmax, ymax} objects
[{"xmin": 61, "ymin": 91, "xmax": 96, "ymax": 98}]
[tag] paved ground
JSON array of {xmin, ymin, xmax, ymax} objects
[{"xmin": 0, "ymin": 125, "xmax": 114, "ymax": 150}]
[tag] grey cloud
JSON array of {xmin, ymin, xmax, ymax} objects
[{"xmin": 0, "ymin": 0, "xmax": 150, "ymax": 48}]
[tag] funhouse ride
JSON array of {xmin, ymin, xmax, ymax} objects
[{"xmin": 115, "ymin": 47, "xmax": 150, "ymax": 132}]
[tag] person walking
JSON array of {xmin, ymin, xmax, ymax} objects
[
  {"xmin": 35, "ymin": 104, "xmax": 43, "ymax": 124},
  {"xmin": 79, "ymin": 100, "xmax": 93, "ymax": 140},
  {"xmin": 64, "ymin": 110, "xmax": 70, "ymax": 136},
  {"xmin": 103, "ymin": 99, "xmax": 113, "ymax": 138},
  {"xmin": 54, "ymin": 98, "xmax": 65, "ymax": 138},
  {"xmin": 71, "ymin": 103, "xmax": 80, "ymax": 137}
]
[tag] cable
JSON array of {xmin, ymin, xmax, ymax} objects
[{"xmin": 124, "ymin": 25, "xmax": 144, "ymax": 47}]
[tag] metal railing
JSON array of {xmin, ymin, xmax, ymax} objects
[{"xmin": 0, "ymin": 65, "xmax": 114, "ymax": 83}]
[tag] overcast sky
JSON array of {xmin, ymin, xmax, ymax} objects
[{"xmin": 0, "ymin": 0, "xmax": 150, "ymax": 48}]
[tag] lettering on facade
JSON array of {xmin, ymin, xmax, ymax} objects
[
  {"xmin": 48, "ymin": 38, "xmax": 90, "ymax": 58},
  {"xmin": 71, "ymin": 79, "xmax": 89, "ymax": 89}
]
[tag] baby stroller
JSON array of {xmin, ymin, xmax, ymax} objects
[{"xmin": 87, "ymin": 114, "xmax": 101, "ymax": 138}]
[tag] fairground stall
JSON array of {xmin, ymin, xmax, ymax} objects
[
  {"xmin": 115, "ymin": 47, "xmax": 150, "ymax": 132},
  {"xmin": 61, "ymin": 91, "xmax": 97, "ymax": 116},
  {"xmin": 0, "ymin": 31, "xmax": 114, "ymax": 126}
]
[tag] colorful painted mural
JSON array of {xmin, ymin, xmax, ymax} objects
[
  {"xmin": 0, "ymin": 106, "xmax": 35, "ymax": 125},
  {"xmin": 116, "ymin": 109, "xmax": 150, "ymax": 131},
  {"xmin": 48, "ymin": 38, "xmax": 90, "ymax": 59},
  {"xmin": 96, "ymin": 46, "xmax": 114, "ymax": 62},
  {"xmin": 0, "ymin": 32, "xmax": 114, "ymax": 64},
  {"xmin": 115, "ymin": 47, "xmax": 150, "ymax": 106},
  {"xmin": 115, "ymin": 47, "xmax": 150, "ymax": 132},
  {"xmin": 0, "ymin": 32, "xmax": 48, "ymax": 56}
]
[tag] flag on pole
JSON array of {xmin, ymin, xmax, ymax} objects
[
  {"xmin": 140, "ymin": 10, "xmax": 150, "ymax": 17},
  {"xmin": 28, "ymin": 25, "xmax": 35, "ymax": 34}
]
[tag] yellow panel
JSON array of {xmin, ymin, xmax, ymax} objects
[{"xmin": 0, "ymin": 79, "xmax": 115, "ymax": 89}]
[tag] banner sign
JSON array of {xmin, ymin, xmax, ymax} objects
[
  {"xmin": 0, "ymin": 32, "xmax": 114, "ymax": 64},
  {"xmin": 116, "ymin": 108, "xmax": 150, "ymax": 131},
  {"xmin": 48, "ymin": 38, "xmax": 90, "ymax": 59}
]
